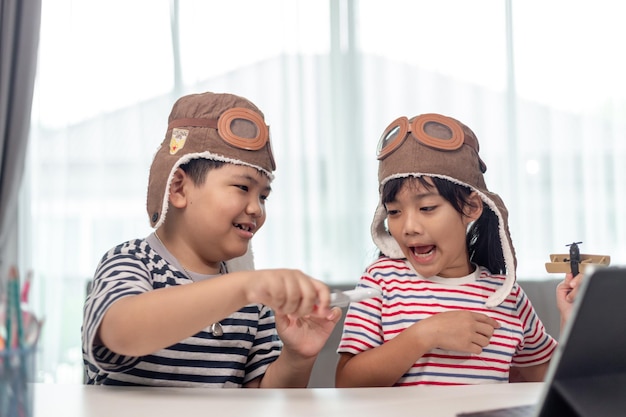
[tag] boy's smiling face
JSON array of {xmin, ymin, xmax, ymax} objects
[
  {"xmin": 384, "ymin": 177, "xmax": 481, "ymax": 279},
  {"xmin": 172, "ymin": 163, "xmax": 271, "ymax": 273}
]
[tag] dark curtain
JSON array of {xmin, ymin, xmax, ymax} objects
[{"xmin": 0, "ymin": 0, "xmax": 42, "ymax": 280}]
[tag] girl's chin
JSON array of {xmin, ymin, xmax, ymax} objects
[
  {"xmin": 405, "ymin": 256, "xmax": 441, "ymax": 278},
  {"xmin": 410, "ymin": 266, "xmax": 438, "ymax": 279}
]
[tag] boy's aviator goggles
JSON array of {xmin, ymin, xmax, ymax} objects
[
  {"xmin": 377, "ymin": 113, "xmax": 472, "ymax": 160},
  {"xmin": 168, "ymin": 107, "xmax": 270, "ymax": 151}
]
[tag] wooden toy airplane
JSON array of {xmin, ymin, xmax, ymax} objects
[{"xmin": 545, "ymin": 241, "xmax": 610, "ymax": 274}]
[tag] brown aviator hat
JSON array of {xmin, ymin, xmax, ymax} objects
[
  {"xmin": 371, "ymin": 113, "xmax": 516, "ymax": 307},
  {"xmin": 146, "ymin": 92, "xmax": 276, "ymax": 270}
]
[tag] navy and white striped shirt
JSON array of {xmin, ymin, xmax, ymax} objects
[{"xmin": 82, "ymin": 234, "xmax": 281, "ymax": 387}]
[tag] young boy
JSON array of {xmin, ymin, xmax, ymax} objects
[{"xmin": 82, "ymin": 92, "xmax": 341, "ymax": 387}]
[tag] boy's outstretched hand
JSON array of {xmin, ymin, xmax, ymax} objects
[
  {"xmin": 243, "ymin": 268, "xmax": 343, "ymax": 358},
  {"xmin": 244, "ymin": 269, "xmax": 332, "ymax": 317},
  {"xmin": 275, "ymin": 307, "xmax": 343, "ymax": 359}
]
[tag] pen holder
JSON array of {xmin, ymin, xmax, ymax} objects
[{"xmin": 0, "ymin": 346, "xmax": 37, "ymax": 417}]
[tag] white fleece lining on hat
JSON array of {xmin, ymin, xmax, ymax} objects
[{"xmin": 372, "ymin": 173, "xmax": 515, "ymax": 307}]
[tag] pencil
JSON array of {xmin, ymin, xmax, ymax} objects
[
  {"xmin": 5, "ymin": 270, "xmax": 14, "ymax": 349},
  {"xmin": 20, "ymin": 270, "xmax": 32, "ymax": 304},
  {"xmin": 12, "ymin": 268, "xmax": 25, "ymax": 348}
]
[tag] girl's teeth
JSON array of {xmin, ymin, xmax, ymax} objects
[{"xmin": 413, "ymin": 247, "xmax": 434, "ymax": 257}]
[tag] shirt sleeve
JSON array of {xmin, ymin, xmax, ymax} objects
[
  {"xmin": 510, "ymin": 286, "xmax": 558, "ymax": 367},
  {"xmin": 243, "ymin": 305, "xmax": 282, "ymax": 383},
  {"xmin": 82, "ymin": 244, "xmax": 154, "ymax": 375},
  {"xmin": 337, "ymin": 272, "xmax": 384, "ymax": 355}
]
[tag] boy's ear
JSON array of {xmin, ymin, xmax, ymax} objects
[
  {"xmin": 168, "ymin": 168, "xmax": 189, "ymax": 208},
  {"xmin": 463, "ymin": 191, "xmax": 484, "ymax": 223}
]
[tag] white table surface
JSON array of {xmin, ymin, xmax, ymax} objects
[{"xmin": 33, "ymin": 382, "xmax": 543, "ymax": 417}]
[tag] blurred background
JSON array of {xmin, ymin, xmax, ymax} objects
[{"xmin": 9, "ymin": 0, "xmax": 626, "ymax": 382}]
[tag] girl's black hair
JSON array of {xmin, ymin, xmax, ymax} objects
[{"xmin": 381, "ymin": 176, "xmax": 505, "ymax": 275}]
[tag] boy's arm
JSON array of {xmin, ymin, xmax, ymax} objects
[
  {"xmin": 244, "ymin": 348, "xmax": 317, "ymax": 388},
  {"xmin": 97, "ymin": 272, "xmax": 251, "ymax": 356},
  {"xmin": 98, "ymin": 269, "xmax": 330, "ymax": 357},
  {"xmin": 246, "ymin": 308, "xmax": 343, "ymax": 388},
  {"xmin": 335, "ymin": 311, "xmax": 499, "ymax": 387}
]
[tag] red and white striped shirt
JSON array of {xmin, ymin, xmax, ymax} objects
[{"xmin": 338, "ymin": 257, "xmax": 557, "ymax": 386}]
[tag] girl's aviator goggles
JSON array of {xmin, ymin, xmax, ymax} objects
[
  {"xmin": 376, "ymin": 113, "xmax": 467, "ymax": 160},
  {"xmin": 169, "ymin": 107, "xmax": 270, "ymax": 151}
]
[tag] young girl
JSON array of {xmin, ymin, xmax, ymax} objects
[{"xmin": 336, "ymin": 113, "xmax": 578, "ymax": 387}]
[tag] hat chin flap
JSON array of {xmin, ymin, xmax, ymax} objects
[
  {"xmin": 481, "ymin": 190, "xmax": 516, "ymax": 308},
  {"xmin": 371, "ymin": 202, "xmax": 405, "ymax": 259}
]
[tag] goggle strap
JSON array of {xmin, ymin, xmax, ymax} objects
[
  {"xmin": 168, "ymin": 114, "xmax": 268, "ymax": 151},
  {"xmin": 168, "ymin": 118, "xmax": 218, "ymax": 130}
]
